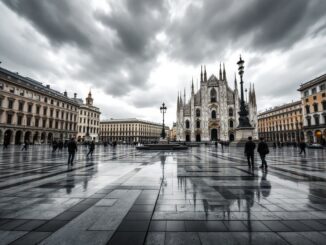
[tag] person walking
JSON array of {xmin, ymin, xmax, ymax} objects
[
  {"xmin": 67, "ymin": 138, "xmax": 77, "ymax": 166},
  {"xmin": 21, "ymin": 140, "xmax": 29, "ymax": 151},
  {"xmin": 52, "ymin": 140, "xmax": 58, "ymax": 152},
  {"xmin": 87, "ymin": 140, "xmax": 95, "ymax": 158},
  {"xmin": 299, "ymin": 141, "xmax": 307, "ymax": 156},
  {"xmin": 244, "ymin": 136, "xmax": 256, "ymax": 168},
  {"xmin": 257, "ymin": 138, "xmax": 269, "ymax": 170}
]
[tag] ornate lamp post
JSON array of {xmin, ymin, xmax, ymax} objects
[
  {"xmin": 160, "ymin": 102, "xmax": 167, "ymax": 139},
  {"xmin": 237, "ymin": 56, "xmax": 252, "ymax": 128}
]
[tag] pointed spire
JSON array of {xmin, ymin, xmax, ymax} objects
[
  {"xmin": 219, "ymin": 63, "xmax": 222, "ymax": 80},
  {"xmin": 248, "ymin": 83, "xmax": 252, "ymax": 103},
  {"xmin": 223, "ymin": 63, "xmax": 226, "ymax": 81},
  {"xmin": 252, "ymin": 83, "xmax": 256, "ymax": 106},
  {"xmin": 234, "ymin": 72, "xmax": 238, "ymax": 90},
  {"xmin": 204, "ymin": 65, "xmax": 207, "ymax": 82},
  {"xmin": 177, "ymin": 91, "xmax": 180, "ymax": 110},
  {"xmin": 191, "ymin": 77, "xmax": 194, "ymax": 94},
  {"xmin": 184, "ymin": 88, "xmax": 186, "ymax": 104},
  {"xmin": 200, "ymin": 65, "xmax": 203, "ymax": 83}
]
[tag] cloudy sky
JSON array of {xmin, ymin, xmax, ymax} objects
[{"xmin": 1, "ymin": 0, "xmax": 326, "ymax": 126}]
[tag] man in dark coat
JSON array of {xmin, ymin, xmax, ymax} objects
[
  {"xmin": 87, "ymin": 140, "xmax": 95, "ymax": 157},
  {"xmin": 244, "ymin": 136, "xmax": 256, "ymax": 168},
  {"xmin": 67, "ymin": 138, "xmax": 77, "ymax": 166},
  {"xmin": 257, "ymin": 138, "xmax": 269, "ymax": 170},
  {"xmin": 299, "ymin": 141, "xmax": 307, "ymax": 156}
]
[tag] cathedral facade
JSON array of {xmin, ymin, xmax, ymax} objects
[{"xmin": 176, "ymin": 64, "xmax": 258, "ymax": 142}]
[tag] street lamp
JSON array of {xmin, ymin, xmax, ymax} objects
[
  {"xmin": 237, "ymin": 55, "xmax": 252, "ymax": 128},
  {"xmin": 160, "ymin": 102, "xmax": 167, "ymax": 139}
]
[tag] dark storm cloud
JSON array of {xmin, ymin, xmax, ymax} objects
[
  {"xmin": 2, "ymin": 0, "xmax": 168, "ymax": 98},
  {"xmin": 168, "ymin": 0, "xmax": 326, "ymax": 64},
  {"xmin": 2, "ymin": 0, "xmax": 92, "ymax": 47}
]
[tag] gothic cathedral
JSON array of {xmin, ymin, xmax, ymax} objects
[{"xmin": 176, "ymin": 64, "xmax": 258, "ymax": 142}]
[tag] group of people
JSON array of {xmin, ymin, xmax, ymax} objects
[
  {"xmin": 245, "ymin": 136, "xmax": 308, "ymax": 170},
  {"xmin": 67, "ymin": 138, "xmax": 95, "ymax": 165}
]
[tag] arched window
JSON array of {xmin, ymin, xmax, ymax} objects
[
  {"xmin": 185, "ymin": 120, "xmax": 190, "ymax": 129},
  {"xmin": 313, "ymin": 103, "xmax": 318, "ymax": 112},
  {"xmin": 228, "ymin": 108, "xmax": 233, "ymax": 117},
  {"xmin": 196, "ymin": 109, "xmax": 200, "ymax": 117},
  {"xmin": 211, "ymin": 110, "xmax": 216, "ymax": 119},
  {"xmin": 210, "ymin": 88, "xmax": 217, "ymax": 102},
  {"xmin": 196, "ymin": 120, "xmax": 200, "ymax": 128},
  {"xmin": 229, "ymin": 120, "xmax": 234, "ymax": 128}
]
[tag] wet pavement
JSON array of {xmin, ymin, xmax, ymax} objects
[{"xmin": 0, "ymin": 145, "xmax": 326, "ymax": 244}]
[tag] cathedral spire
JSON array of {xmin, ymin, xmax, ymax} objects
[
  {"xmin": 219, "ymin": 63, "xmax": 222, "ymax": 80},
  {"xmin": 200, "ymin": 65, "xmax": 203, "ymax": 83},
  {"xmin": 184, "ymin": 88, "xmax": 186, "ymax": 104},
  {"xmin": 177, "ymin": 91, "xmax": 180, "ymax": 110},
  {"xmin": 191, "ymin": 77, "xmax": 194, "ymax": 94},
  {"xmin": 223, "ymin": 63, "xmax": 226, "ymax": 81},
  {"xmin": 234, "ymin": 72, "xmax": 238, "ymax": 91},
  {"xmin": 252, "ymin": 83, "xmax": 256, "ymax": 106},
  {"xmin": 204, "ymin": 65, "xmax": 207, "ymax": 82}
]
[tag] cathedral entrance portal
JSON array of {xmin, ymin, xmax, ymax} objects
[
  {"xmin": 211, "ymin": 129, "xmax": 218, "ymax": 141},
  {"xmin": 196, "ymin": 134, "xmax": 201, "ymax": 142},
  {"xmin": 185, "ymin": 134, "xmax": 190, "ymax": 142}
]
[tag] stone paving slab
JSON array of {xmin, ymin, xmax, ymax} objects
[{"xmin": 0, "ymin": 145, "xmax": 325, "ymax": 244}]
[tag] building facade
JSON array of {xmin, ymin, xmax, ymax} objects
[
  {"xmin": 169, "ymin": 122, "xmax": 177, "ymax": 141},
  {"xmin": 176, "ymin": 65, "xmax": 258, "ymax": 142},
  {"xmin": 100, "ymin": 118, "xmax": 168, "ymax": 143},
  {"xmin": 258, "ymin": 101, "xmax": 303, "ymax": 143},
  {"xmin": 298, "ymin": 74, "xmax": 326, "ymax": 144},
  {"xmin": 75, "ymin": 91, "xmax": 101, "ymax": 142},
  {"xmin": 0, "ymin": 67, "xmax": 79, "ymax": 145}
]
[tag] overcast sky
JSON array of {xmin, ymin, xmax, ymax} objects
[{"xmin": 1, "ymin": 0, "xmax": 326, "ymax": 126}]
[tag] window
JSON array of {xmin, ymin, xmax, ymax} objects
[
  {"xmin": 315, "ymin": 116, "xmax": 320, "ymax": 126},
  {"xmin": 7, "ymin": 113, "xmax": 12, "ymax": 124},
  {"xmin": 307, "ymin": 118, "xmax": 311, "ymax": 126},
  {"xmin": 0, "ymin": 83, "xmax": 3, "ymax": 90},
  {"xmin": 8, "ymin": 99, "xmax": 14, "ymax": 109},
  {"xmin": 35, "ymin": 119, "xmax": 39, "ymax": 127},
  {"xmin": 27, "ymin": 117, "xmax": 31, "ymax": 126},
  {"xmin": 17, "ymin": 115, "xmax": 22, "ymax": 125},
  {"xmin": 36, "ymin": 106, "xmax": 40, "ymax": 114},
  {"xmin": 44, "ymin": 97, "xmax": 48, "ymax": 103},
  {"xmin": 210, "ymin": 88, "xmax": 217, "ymax": 102},
  {"xmin": 43, "ymin": 119, "xmax": 46, "ymax": 127},
  {"xmin": 43, "ymin": 107, "xmax": 47, "ymax": 115},
  {"xmin": 28, "ymin": 104, "xmax": 33, "ymax": 113},
  {"xmin": 196, "ymin": 120, "xmax": 200, "ymax": 128},
  {"xmin": 312, "ymin": 88, "xmax": 317, "ymax": 94},
  {"xmin": 313, "ymin": 103, "xmax": 318, "ymax": 112},
  {"xmin": 320, "ymin": 84, "xmax": 325, "ymax": 91},
  {"xmin": 323, "ymin": 101, "xmax": 326, "ymax": 110},
  {"xmin": 229, "ymin": 108, "xmax": 233, "ymax": 117},
  {"xmin": 229, "ymin": 120, "xmax": 234, "ymax": 128},
  {"xmin": 49, "ymin": 120, "xmax": 53, "ymax": 128},
  {"xmin": 304, "ymin": 90, "xmax": 309, "ymax": 97},
  {"xmin": 18, "ymin": 101, "xmax": 24, "ymax": 111},
  {"xmin": 9, "ymin": 87, "xmax": 15, "ymax": 93},
  {"xmin": 305, "ymin": 105, "xmax": 310, "ymax": 114},
  {"xmin": 211, "ymin": 110, "xmax": 216, "ymax": 119},
  {"xmin": 185, "ymin": 120, "xmax": 190, "ymax": 129},
  {"xmin": 0, "ymin": 98, "xmax": 2, "ymax": 107},
  {"xmin": 50, "ymin": 99, "xmax": 54, "ymax": 105},
  {"xmin": 50, "ymin": 109, "xmax": 53, "ymax": 117}
]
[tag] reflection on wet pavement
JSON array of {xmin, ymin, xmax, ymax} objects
[{"xmin": 0, "ymin": 145, "xmax": 326, "ymax": 244}]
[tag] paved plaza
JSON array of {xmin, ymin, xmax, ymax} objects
[{"xmin": 0, "ymin": 145, "xmax": 326, "ymax": 244}]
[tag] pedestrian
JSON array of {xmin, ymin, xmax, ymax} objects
[
  {"xmin": 21, "ymin": 140, "xmax": 29, "ymax": 151},
  {"xmin": 67, "ymin": 138, "xmax": 77, "ymax": 166},
  {"xmin": 299, "ymin": 141, "xmax": 307, "ymax": 156},
  {"xmin": 257, "ymin": 138, "xmax": 269, "ymax": 170},
  {"xmin": 3, "ymin": 140, "xmax": 9, "ymax": 149},
  {"xmin": 52, "ymin": 140, "xmax": 58, "ymax": 152},
  {"xmin": 244, "ymin": 136, "xmax": 256, "ymax": 168},
  {"xmin": 87, "ymin": 140, "xmax": 95, "ymax": 157}
]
